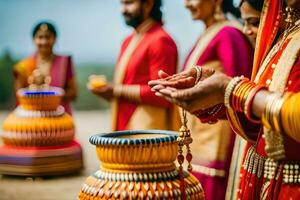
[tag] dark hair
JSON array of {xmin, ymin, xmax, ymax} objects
[
  {"xmin": 32, "ymin": 21, "xmax": 57, "ymax": 38},
  {"xmin": 142, "ymin": 0, "xmax": 163, "ymax": 23},
  {"xmin": 240, "ymin": 0, "xmax": 264, "ymax": 12},
  {"xmin": 222, "ymin": 0, "xmax": 241, "ymax": 18}
]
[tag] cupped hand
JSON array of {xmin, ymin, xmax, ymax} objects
[
  {"xmin": 156, "ymin": 72, "xmax": 231, "ymax": 113},
  {"xmin": 87, "ymin": 83, "xmax": 114, "ymax": 101},
  {"xmin": 148, "ymin": 66, "xmax": 215, "ymax": 91}
]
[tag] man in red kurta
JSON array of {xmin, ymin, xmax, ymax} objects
[{"xmin": 89, "ymin": 0, "xmax": 178, "ymax": 131}]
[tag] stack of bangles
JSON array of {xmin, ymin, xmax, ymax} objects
[
  {"xmin": 113, "ymin": 85, "xmax": 141, "ymax": 102},
  {"xmin": 261, "ymin": 92, "xmax": 290, "ymax": 133},
  {"xmin": 224, "ymin": 76, "xmax": 267, "ymax": 123}
]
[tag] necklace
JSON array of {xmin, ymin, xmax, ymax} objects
[
  {"xmin": 37, "ymin": 54, "xmax": 54, "ymax": 76},
  {"xmin": 254, "ymin": 17, "xmax": 300, "ymax": 83}
]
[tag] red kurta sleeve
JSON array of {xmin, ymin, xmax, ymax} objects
[{"xmin": 140, "ymin": 36, "xmax": 178, "ymax": 107}]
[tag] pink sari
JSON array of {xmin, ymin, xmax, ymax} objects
[
  {"xmin": 49, "ymin": 55, "xmax": 74, "ymax": 115},
  {"xmin": 183, "ymin": 21, "xmax": 253, "ymax": 200}
]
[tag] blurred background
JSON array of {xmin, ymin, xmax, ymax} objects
[
  {"xmin": 0, "ymin": 0, "xmax": 213, "ymax": 110},
  {"xmin": 0, "ymin": 1, "xmax": 240, "ymax": 199}
]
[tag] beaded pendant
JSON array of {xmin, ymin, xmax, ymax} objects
[{"xmin": 177, "ymin": 108, "xmax": 193, "ymax": 199}]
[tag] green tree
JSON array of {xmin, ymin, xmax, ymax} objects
[{"xmin": 0, "ymin": 50, "xmax": 16, "ymax": 110}]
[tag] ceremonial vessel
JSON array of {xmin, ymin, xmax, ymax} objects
[
  {"xmin": 79, "ymin": 130, "xmax": 204, "ymax": 199},
  {"xmin": 0, "ymin": 72, "xmax": 83, "ymax": 176}
]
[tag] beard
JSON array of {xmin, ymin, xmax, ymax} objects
[{"xmin": 122, "ymin": 9, "xmax": 144, "ymax": 28}]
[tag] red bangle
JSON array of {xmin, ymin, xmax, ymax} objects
[
  {"xmin": 236, "ymin": 82, "xmax": 255, "ymax": 112},
  {"xmin": 243, "ymin": 85, "xmax": 267, "ymax": 123},
  {"xmin": 231, "ymin": 79, "xmax": 249, "ymax": 110}
]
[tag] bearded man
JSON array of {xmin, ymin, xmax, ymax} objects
[{"xmin": 90, "ymin": 0, "xmax": 178, "ymax": 130}]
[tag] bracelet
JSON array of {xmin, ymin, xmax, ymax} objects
[
  {"xmin": 261, "ymin": 92, "xmax": 283, "ymax": 132},
  {"xmin": 224, "ymin": 76, "xmax": 244, "ymax": 108},
  {"xmin": 193, "ymin": 104, "xmax": 226, "ymax": 124},
  {"xmin": 231, "ymin": 79, "xmax": 249, "ymax": 111},
  {"xmin": 113, "ymin": 85, "xmax": 141, "ymax": 102},
  {"xmin": 237, "ymin": 82, "xmax": 256, "ymax": 112},
  {"xmin": 193, "ymin": 66, "xmax": 203, "ymax": 84},
  {"xmin": 243, "ymin": 85, "xmax": 267, "ymax": 123},
  {"xmin": 261, "ymin": 92, "xmax": 286, "ymax": 160}
]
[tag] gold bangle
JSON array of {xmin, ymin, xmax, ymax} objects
[
  {"xmin": 113, "ymin": 85, "xmax": 140, "ymax": 102},
  {"xmin": 113, "ymin": 85, "xmax": 123, "ymax": 98},
  {"xmin": 262, "ymin": 92, "xmax": 282, "ymax": 132}
]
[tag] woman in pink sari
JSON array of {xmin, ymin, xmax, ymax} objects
[
  {"xmin": 169, "ymin": 1, "xmax": 253, "ymax": 199},
  {"xmin": 13, "ymin": 21, "xmax": 77, "ymax": 115}
]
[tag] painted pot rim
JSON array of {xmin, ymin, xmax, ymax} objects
[
  {"xmin": 89, "ymin": 130, "xmax": 178, "ymax": 146},
  {"xmin": 17, "ymin": 87, "xmax": 64, "ymax": 97}
]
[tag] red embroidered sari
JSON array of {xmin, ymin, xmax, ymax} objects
[{"xmin": 227, "ymin": 0, "xmax": 300, "ymax": 199}]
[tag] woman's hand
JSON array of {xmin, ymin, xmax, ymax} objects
[
  {"xmin": 156, "ymin": 72, "xmax": 232, "ymax": 113},
  {"xmin": 87, "ymin": 83, "xmax": 114, "ymax": 101},
  {"xmin": 148, "ymin": 66, "xmax": 215, "ymax": 91}
]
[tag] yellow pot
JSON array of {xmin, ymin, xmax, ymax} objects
[
  {"xmin": 17, "ymin": 87, "xmax": 64, "ymax": 111},
  {"xmin": 79, "ymin": 130, "xmax": 204, "ymax": 199}
]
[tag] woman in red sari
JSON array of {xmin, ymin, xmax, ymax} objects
[
  {"xmin": 150, "ymin": 0, "xmax": 300, "ymax": 199},
  {"xmin": 14, "ymin": 21, "xmax": 77, "ymax": 115},
  {"xmin": 172, "ymin": 1, "xmax": 253, "ymax": 200}
]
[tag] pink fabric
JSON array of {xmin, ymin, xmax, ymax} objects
[
  {"xmin": 50, "ymin": 55, "xmax": 74, "ymax": 115},
  {"xmin": 183, "ymin": 26, "xmax": 254, "ymax": 200}
]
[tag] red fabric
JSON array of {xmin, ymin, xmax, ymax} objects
[
  {"xmin": 237, "ymin": 35, "xmax": 300, "ymax": 200},
  {"xmin": 0, "ymin": 140, "xmax": 81, "ymax": 155},
  {"xmin": 116, "ymin": 23, "xmax": 178, "ymax": 130},
  {"xmin": 251, "ymin": 0, "xmax": 282, "ymax": 80}
]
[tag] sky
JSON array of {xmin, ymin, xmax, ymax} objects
[{"xmin": 0, "ymin": 0, "xmax": 240, "ymax": 65}]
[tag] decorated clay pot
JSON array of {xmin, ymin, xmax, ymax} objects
[
  {"xmin": 0, "ymin": 87, "xmax": 82, "ymax": 176},
  {"xmin": 2, "ymin": 88, "xmax": 74, "ymax": 147},
  {"xmin": 17, "ymin": 87, "xmax": 64, "ymax": 111},
  {"xmin": 79, "ymin": 130, "xmax": 204, "ymax": 200}
]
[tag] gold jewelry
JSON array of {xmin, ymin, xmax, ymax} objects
[
  {"xmin": 214, "ymin": 4, "xmax": 225, "ymax": 21},
  {"xmin": 224, "ymin": 76, "xmax": 244, "ymax": 108},
  {"xmin": 40, "ymin": 23, "xmax": 48, "ymax": 31},
  {"xmin": 262, "ymin": 92, "xmax": 285, "ymax": 160},
  {"xmin": 113, "ymin": 85, "xmax": 140, "ymax": 102},
  {"xmin": 257, "ymin": 8, "xmax": 300, "ymax": 78},
  {"xmin": 193, "ymin": 66, "xmax": 202, "ymax": 84},
  {"xmin": 285, "ymin": 7, "xmax": 300, "ymax": 29}
]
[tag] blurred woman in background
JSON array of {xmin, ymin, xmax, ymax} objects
[
  {"xmin": 240, "ymin": 0, "xmax": 264, "ymax": 47},
  {"xmin": 13, "ymin": 21, "xmax": 77, "ymax": 115}
]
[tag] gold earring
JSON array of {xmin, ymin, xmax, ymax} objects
[
  {"xmin": 285, "ymin": 7, "xmax": 294, "ymax": 27},
  {"xmin": 214, "ymin": 5, "xmax": 224, "ymax": 21}
]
